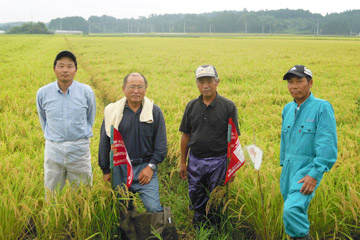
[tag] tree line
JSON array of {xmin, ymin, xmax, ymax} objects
[
  {"xmin": 6, "ymin": 22, "xmax": 51, "ymax": 34},
  {"xmin": 3, "ymin": 9, "xmax": 360, "ymax": 35}
]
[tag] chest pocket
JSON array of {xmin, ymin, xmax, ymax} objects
[
  {"xmin": 300, "ymin": 123, "xmax": 317, "ymax": 155},
  {"xmin": 303, "ymin": 124, "xmax": 316, "ymax": 134},
  {"xmin": 282, "ymin": 126, "xmax": 290, "ymax": 133},
  {"xmin": 140, "ymin": 122, "xmax": 154, "ymax": 137}
]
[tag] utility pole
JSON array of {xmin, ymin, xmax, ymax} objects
[
  {"xmin": 316, "ymin": 20, "xmax": 319, "ymax": 36},
  {"xmin": 245, "ymin": 19, "xmax": 247, "ymax": 34},
  {"xmin": 210, "ymin": 24, "xmax": 212, "ymax": 33},
  {"xmin": 184, "ymin": 19, "xmax": 186, "ymax": 33}
]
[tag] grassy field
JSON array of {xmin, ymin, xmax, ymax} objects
[{"xmin": 0, "ymin": 34, "xmax": 359, "ymax": 239}]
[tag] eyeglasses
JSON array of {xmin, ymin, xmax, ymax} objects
[{"xmin": 126, "ymin": 85, "xmax": 146, "ymax": 91}]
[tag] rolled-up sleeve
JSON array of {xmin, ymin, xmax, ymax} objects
[
  {"xmin": 308, "ymin": 102, "xmax": 337, "ymax": 180},
  {"xmin": 87, "ymin": 89, "xmax": 96, "ymax": 128},
  {"xmin": 150, "ymin": 107, "xmax": 167, "ymax": 165},
  {"xmin": 36, "ymin": 90, "xmax": 46, "ymax": 132}
]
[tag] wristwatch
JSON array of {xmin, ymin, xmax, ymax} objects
[{"xmin": 148, "ymin": 163, "xmax": 156, "ymax": 171}]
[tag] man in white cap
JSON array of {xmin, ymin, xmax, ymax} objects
[{"xmin": 179, "ymin": 65, "xmax": 240, "ymax": 229}]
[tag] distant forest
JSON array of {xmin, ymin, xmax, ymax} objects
[{"xmin": 2, "ymin": 9, "xmax": 360, "ymax": 35}]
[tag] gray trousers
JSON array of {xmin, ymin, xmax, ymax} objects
[{"xmin": 44, "ymin": 138, "xmax": 92, "ymax": 192}]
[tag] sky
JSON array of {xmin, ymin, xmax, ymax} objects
[{"xmin": 0, "ymin": 0, "xmax": 359, "ymax": 23}]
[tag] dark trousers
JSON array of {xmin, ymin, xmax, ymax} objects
[{"xmin": 187, "ymin": 151, "xmax": 227, "ymax": 227}]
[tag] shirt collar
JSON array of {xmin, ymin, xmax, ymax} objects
[
  {"xmin": 56, "ymin": 80, "xmax": 75, "ymax": 94},
  {"xmin": 198, "ymin": 92, "xmax": 219, "ymax": 107},
  {"xmin": 125, "ymin": 100, "xmax": 143, "ymax": 113},
  {"xmin": 293, "ymin": 92, "xmax": 313, "ymax": 108}
]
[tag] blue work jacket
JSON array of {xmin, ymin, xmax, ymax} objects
[{"xmin": 280, "ymin": 93, "xmax": 337, "ymax": 182}]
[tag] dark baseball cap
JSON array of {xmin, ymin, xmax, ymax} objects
[
  {"xmin": 54, "ymin": 51, "xmax": 77, "ymax": 68},
  {"xmin": 283, "ymin": 65, "xmax": 313, "ymax": 80}
]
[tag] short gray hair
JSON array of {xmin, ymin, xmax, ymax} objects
[{"xmin": 123, "ymin": 72, "xmax": 148, "ymax": 87}]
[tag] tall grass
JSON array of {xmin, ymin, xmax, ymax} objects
[{"xmin": 0, "ymin": 34, "xmax": 359, "ymax": 239}]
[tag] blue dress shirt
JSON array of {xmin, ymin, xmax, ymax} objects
[{"xmin": 36, "ymin": 80, "xmax": 96, "ymax": 142}]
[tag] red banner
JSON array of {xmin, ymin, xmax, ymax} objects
[
  {"xmin": 224, "ymin": 118, "xmax": 245, "ymax": 185},
  {"xmin": 113, "ymin": 128, "xmax": 133, "ymax": 188}
]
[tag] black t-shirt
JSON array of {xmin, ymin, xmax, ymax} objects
[{"xmin": 179, "ymin": 93, "xmax": 240, "ymax": 158}]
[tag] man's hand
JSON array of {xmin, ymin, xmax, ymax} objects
[
  {"xmin": 298, "ymin": 175, "xmax": 317, "ymax": 195},
  {"xmin": 179, "ymin": 163, "xmax": 187, "ymax": 180},
  {"xmin": 103, "ymin": 173, "xmax": 111, "ymax": 183},
  {"xmin": 138, "ymin": 166, "xmax": 154, "ymax": 185},
  {"xmin": 110, "ymin": 144, "xmax": 117, "ymax": 154}
]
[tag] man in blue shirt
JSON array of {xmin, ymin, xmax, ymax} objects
[
  {"xmin": 36, "ymin": 51, "xmax": 96, "ymax": 195},
  {"xmin": 280, "ymin": 65, "xmax": 337, "ymax": 239}
]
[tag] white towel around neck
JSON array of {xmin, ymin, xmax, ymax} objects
[{"xmin": 104, "ymin": 96, "xmax": 154, "ymax": 137}]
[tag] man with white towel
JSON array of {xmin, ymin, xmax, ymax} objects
[{"xmin": 98, "ymin": 72, "xmax": 167, "ymax": 212}]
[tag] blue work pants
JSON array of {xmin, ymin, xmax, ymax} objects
[{"xmin": 280, "ymin": 158, "xmax": 322, "ymax": 237}]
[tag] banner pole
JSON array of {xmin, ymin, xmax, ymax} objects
[
  {"xmin": 258, "ymin": 170, "xmax": 267, "ymax": 240},
  {"xmin": 253, "ymin": 127, "xmax": 267, "ymax": 240},
  {"xmin": 226, "ymin": 118, "xmax": 232, "ymax": 233},
  {"xmin": 110, "ymin": 125, "xmax": 114, "ymax": 189}
]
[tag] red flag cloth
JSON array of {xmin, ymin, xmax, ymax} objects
[
  {"xmin": 224, "ymin": 118, "xmax": 245, "ymax": 185},
  {"xmin": 113, "ymin": 128, "xmax": 134, "ymax": 188}
]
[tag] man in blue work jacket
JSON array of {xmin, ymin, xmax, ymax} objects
[{"xmin": 280, "ymin": 65, "xmax": 337, "ymax": 239}]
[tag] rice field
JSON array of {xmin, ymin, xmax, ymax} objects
[{"xmin": 0, "ymin": 34, "xmax": 359, "ymax": 239}]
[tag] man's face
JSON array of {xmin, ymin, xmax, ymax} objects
[
  {"xmin": 196, "ymin": 76, "xmax": 219, "ymax": 99},
  {"xmin": 287, "ymin": 77, "xmax": 313, "ymax": 104},
  {"xmin": 54, "ymin": 57, "xmax": 77, "ymax": 83},
  {"xmin": 122, "ymin": 75, "xmax": 147, "ymax": 105}
]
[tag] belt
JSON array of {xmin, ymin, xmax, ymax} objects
[{"xmin": 131, "ymin": 157, "xmax": 151, "ymax": 166}]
